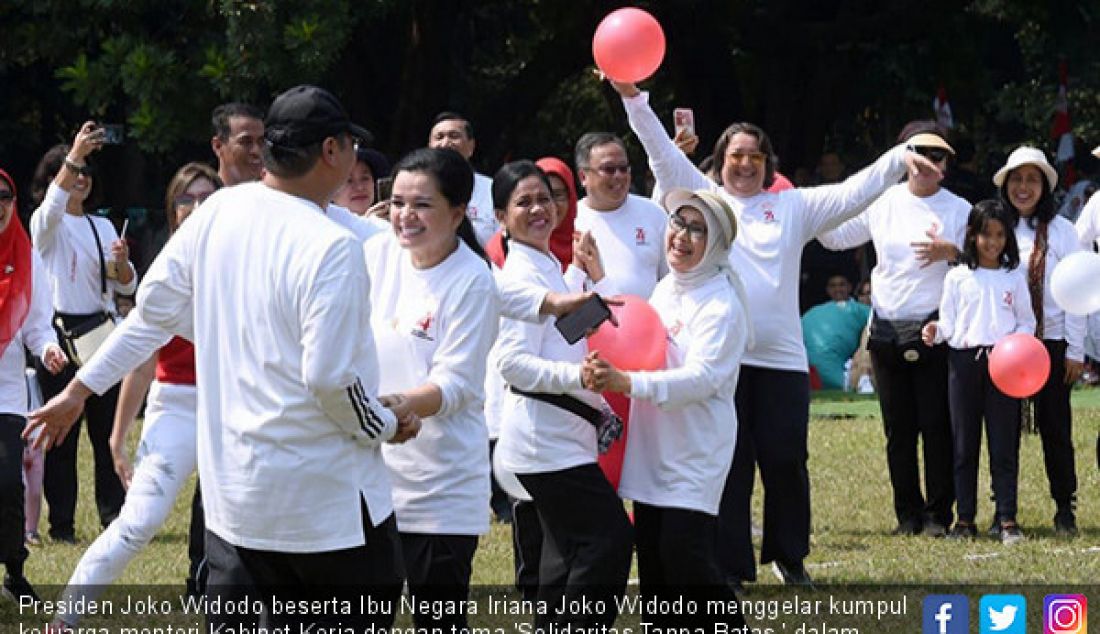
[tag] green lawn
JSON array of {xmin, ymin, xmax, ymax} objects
[{"xmin": 5, "ymin": 387, "xmax": 1097, "ymax": 627}]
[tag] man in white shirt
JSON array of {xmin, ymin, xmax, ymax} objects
[
  {"xmin": 210, "ymin": 102, "xmax": 264, "ymax": 186},
  {"xmin": 573, "ymin": 132, "xmax": 669, "ymax": 297},
  {"xmin": 137, "ymin": 86, "xmax": 417, "ymax": 630},
  {"xmin": 427, "ymin": 112, "xmax": 498, "ymax": 246}
]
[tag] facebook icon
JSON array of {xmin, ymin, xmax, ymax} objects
[{"xmin": 923, "ymin": 595, "xmax": 969, "ymax": 634}]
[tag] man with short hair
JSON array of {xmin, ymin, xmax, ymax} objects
[
  {"xmin": 573, "ymin": 132, "xmax": 668, "ymax": 297},
  {"xmin": 211, "ymin": 102, "xmax": 265, "ymax": 186},
  {"xmin": 139, "ymin": 85, "xmax": 416, "ymax": 631},
  {"xmin": 427, "ymin": 112, "xmax": 497, "ymax": 246}
]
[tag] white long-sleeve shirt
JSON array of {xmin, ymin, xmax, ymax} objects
[
  {"xmin": 1, "ymin": 251, "xmax": 58, "ymax": 415},
  {"xmin": 574, "ymin": 194, "xmax": 669, "ymax": 297},
  {"xmin": 136, "ymin": 182, "xmax": 397, "ymax": 553},
  {"xmin": 467, "ymin": 173, "xmax": 499, "ymax": 247},
  {"xmin": 495, "ymin": 242, "xmax": 602, "ymax": 474},
  {"xmin": 365, "ymin": 234, "xmax": 498, "ymax": 535},
  {"xmin": 30, "ymin": 184, "xmax": 136, "ymax": 313},
  {"xmin": 622, "ymin": 91, "xmax": 909, "ymax": 371},
  {"xmin": 618, "ymin": 274, "xmax": 747, "ymax": 515},
  {"xmin": 934, "ymin": 265, "xmax": 1036, "ymax": 349},
  {"xmin": 1014, "ymin": 216, "xmax": 1086, "ymax": 361},
  {"xmin": 818, "ymin": 184, "xmax": 970, "ymax": 321},
  {"xmin": 1074, "ymin": 192, "xmax": 1100, "ymax": 250}
]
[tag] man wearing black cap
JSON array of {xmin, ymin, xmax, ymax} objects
[{"xmin": 135, "ymin": 85, "xmax": 418, "ymax": 630}]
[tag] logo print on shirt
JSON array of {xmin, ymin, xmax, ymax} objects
[
  {"xmin": 668, "ymin": 320, "xmax": 683, "ymax": 337},
  {"xmin": 1003, "ymin": 291, "xmax": 1013, "ymax": 306},
  {"xmin": 761, "ymin": 203, "xmax": 776, "ymax": 224},
  {"xmin": 635, "ymin": 227, "xmax": 647, "ymax": 245},
  {"xmin": 929, "ymin": 221, "xmax": 941, "ymax": 235},
  {"xmin": 411, "ymin": 312, "xmax": 435, "ymax": 341}
]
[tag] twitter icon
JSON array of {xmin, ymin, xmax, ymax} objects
[{"xmin": 981, "ymin": 594, "xmax": 1026, "ymax": 634}]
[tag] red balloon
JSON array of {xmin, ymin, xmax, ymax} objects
[
  {"xmin": 587, "ymin": 295, "xmax": 667, "ymax": 371},
  {"xmin": 592, "ymin": 8, "xmax": 666, "ymax": 83},
  {"xmin": 988, "ymin": 333, "xmax": 1050, "ymax": 398}
]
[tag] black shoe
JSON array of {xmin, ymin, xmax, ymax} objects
[
  {"xmin": 999, "ymin": 522, "xmax": 1025, "ymax": 546},
  {"xmin": 948, "ymin": 522, "xmax": 977, "ymax": 540},
  {"xmin": 921, "ymin": 519, "xmax": 948, "ymax": 538},
  {"xmin": 49, "ymin": 531, "xmax": 76, "ymax": 545},
  {"xmin": 2, "ymin": 574, "xmax": 40, "ymax": 604},
  {"xmin": 986, "ymin": 516, "xmax": 1001, "ymax": 538},
  {"xmin": 891, "ymin": 517, "xmax": 922, "ymax": 536},
  {"xmin": 1054, "ymin": 506, "xmax": 1078, "ymax": 537},
  {"xmin": 771, "ymin": 560, "xmax": 814, "ymax": 587}
]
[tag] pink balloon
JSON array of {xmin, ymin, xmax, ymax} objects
[
  {"xmin": 592, "ymin": 8, "xmax": 666, "ymax": 83},
  {"xmin": 587, "ymin": 295, "xmax": 667, "ymax": 371},
  {"xmin": 988, "ymin": 333, "xmax": 1050, "ymax": 398}
]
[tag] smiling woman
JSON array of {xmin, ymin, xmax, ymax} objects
[{"xmin": 362, "ymin": 147, "xmax": 498, "ymax": 633}]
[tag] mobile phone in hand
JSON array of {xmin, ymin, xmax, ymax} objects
[
  {"xmin": 673, "ymin": 108, "xmax": 695, "ymax": 137},
  {"xmin": 376, "ymin": 177, "xmax": 393, "ymax": 202},
  {"xmin": 555, "ymin": 294, "xmax": 612, "ymax": 345},
  {"xmin": 100, "ymin": 124, "xmax": 125, "ymax": 145}
]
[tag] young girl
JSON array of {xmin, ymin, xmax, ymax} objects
[{"xmin": 922, "ymin": 200, "xmax": 1036, "ymax": 544}]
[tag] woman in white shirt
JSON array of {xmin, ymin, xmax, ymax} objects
[
  {"xmin": 608, "ymin": 79, "xmax": 937, "ymax": 585},
  {"xmin": 585, "ymin": 188, "xmax": 749, "ymax": 629},
  {"xmin": 364, "ymin": 147, "xmax": 499, "ymax": 633},
  {"xmin": 818, "ymin": 129, "xmax": 970, "ymax": 538},
  {"xmin": 494, "ymin": 160, "xmax": 632, "ymax": 631},
  {"xmin": 994, "ymin": 147, "xmax": 1084, "ymax": 537},
  {"xmin": 0, "ymin": 166, "xmax": 66, "ymax": 602},
  {"xmin": 28, "ymin": 123, "xmax": 137, "ymax": 543}
]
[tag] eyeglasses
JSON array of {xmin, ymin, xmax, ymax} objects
[
  {"xmin": 0, "ymin": 191, "xmax": 13, "ymax": 205},
  {"xmin": 669, "ymin": 212, "xmax": 707, "ymax": 240},
  {"xmin": 911, "ymin": 146, "xmax": 950, "ymax": 163},
  {"xmin": 173, "ymin": 192, "xmax": 212, "ymax": 208},
  {"xmin": 586, "ymin": 164, "xmax": 631, "ymax": 177},
  {"xmin": 726, "ymin": 151, "xmax": 766, "ymax": 167}
]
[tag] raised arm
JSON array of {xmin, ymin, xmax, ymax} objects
[
  {"xmin": 614, "ymin": 83, "xmax": 713, "ymax": 194},
  {"xmin": 817, "ymin": 209, "xmax": 873, "ymax": 251},
  {"xmin": 29, "ymin": 122, "xmax": 103, "ymax": 253}
]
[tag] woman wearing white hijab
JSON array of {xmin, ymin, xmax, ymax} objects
[{"xmin": 585, "ymin": 188, "xmax": 750, "ymax": 629}]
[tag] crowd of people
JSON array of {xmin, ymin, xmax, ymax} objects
[{"xmin": 0, "ymin": 77, "xmax": 1096, "ymax": 632}]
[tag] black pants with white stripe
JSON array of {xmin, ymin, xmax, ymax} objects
[
  {"xmin": 518, "ymin": 463, "xmax": 632, "ymax": 630},
  {"xmin": 948, "ymin": 347, "xmax": 1021, "ymax": 523},
  {"xmin": 717, "ymin": 366, "xmax": 811, "ymax": 583},
  {"xmin": 870, "ymin": 341, "xmax": 955, "ymax": 528}
]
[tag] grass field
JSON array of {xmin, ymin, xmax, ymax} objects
[{"xmin": 5, "ymin": 387, "xmax": 1096, "ymax": 631}]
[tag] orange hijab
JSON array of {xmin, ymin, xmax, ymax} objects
[{"xmin": 0, "ymin": 168, "xmax": 32, "ymax": 353}]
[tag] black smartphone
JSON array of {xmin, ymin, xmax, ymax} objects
[
  {"xmin": 100, "ymin": 124, "xmax": 125, "ymax": 145},
  {"xmin": 376, "ymin": 176, "xmax": 393, "ymax": 202},
  {"xmin": 554, "ymin": 294, "xmax": 612, "ymax": 345}
]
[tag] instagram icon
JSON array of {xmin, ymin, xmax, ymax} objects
[{"xmin": 1045, "ymin": 595, "xmax": 1087, "ymax": 634}]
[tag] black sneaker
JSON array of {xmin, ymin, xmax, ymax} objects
[
  {"xmin": 2, "ymin": 574, "xmax": 40, "ymax": 604},
  {"xmin": 948, "ymin": 522, "xmax": 977, "ymax": 540},
  {"xmin": 1054, "ymin": 506, "xmax": 1078, "ymax": 537},
  {"xmin": 891, "ymin": 517, "xmax": 922, "ymax": 536},
  {"xmin": 986, "ymin": 516, "xmax": 1001, "ymax": 538},
  {"xmin": 921, "ymin": 519, "xmax": 948, "ymax": 538},
  {"xmin": 771, "ymin": 560, "xmax": 814, "ymax": 587},
  {"xmin": 49, "ymin": 530, "xmax": 76, "ymax": 545}
]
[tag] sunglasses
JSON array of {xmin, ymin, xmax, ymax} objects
[
  {"xmin": 912, "ymin": 146, "xmax": 950, "ymax": 163},
  {"xmin": 727, "ymin": 151, "xmax": 767, "ymax": 167},
  {"xmin": 669, "ymin": 212, "xmax": 707, "ymax": 240},
  {"xmin": 0, "ymin": 191, "xmax": 13, "ymax": 204},
  {"xmin": 174, "ymin": 191, "xmax": 212, "ymax": 208}
]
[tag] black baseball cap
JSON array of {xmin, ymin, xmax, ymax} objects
[{"xmin": 263, "ymin": 85, "xmax": 372, "ymax": 149}]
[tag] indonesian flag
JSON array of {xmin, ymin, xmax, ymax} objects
[
  {"xmin": 933, "ymin": 85, "xmax": 954, "ymax": 130},
  {"xmin": 1051, "ymin": 60, "xmax": 1076, "ymax": 185}
]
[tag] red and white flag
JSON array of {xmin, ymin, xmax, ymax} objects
[
  {"xmin": 1051, "ymin": 60, "xmax": 1076, "ymax": 185},
  {"xmin": 933, "ymin": 85, "xmax": 954, "ymax": 130}
]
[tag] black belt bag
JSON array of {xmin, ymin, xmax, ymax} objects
[
  {"xmin": 868, "ymin": 312, "xmax": 937, "ymax": 364},
  {"xmin": 509, "ymin": 386, "xmax": 623, "ymax": 454}
]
